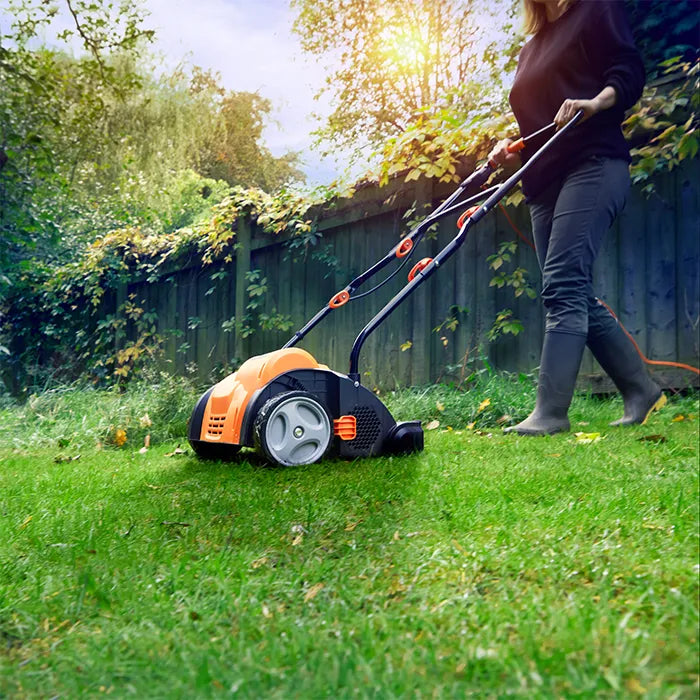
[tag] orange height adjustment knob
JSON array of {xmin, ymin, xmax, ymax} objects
[
  {"xmin": 333, "ymin": 415, "xmax": 357, "ymax": 440},
  {"xmin": 457, "ymin": 206, "xmax": 480, "ymax": 229},
  {"xmin": 329, "ymin": 290, "xmax": 350, "ymax": 308},
  {"xmin": 408, "ymin": 257, "xmax": 433, "ymax": 282},
  {"xmin": 396, "ymin": 238, "xmax": 413, "ymax": 258}
]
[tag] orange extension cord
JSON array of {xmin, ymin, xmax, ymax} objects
[{"xmin": 497, "ymin": 203, "xmax": 700, "ymax": 376}]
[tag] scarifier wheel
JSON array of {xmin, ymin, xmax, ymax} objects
[{"xmin": 254, "ymin": 391, "xmax": 332, "ymax": 467}]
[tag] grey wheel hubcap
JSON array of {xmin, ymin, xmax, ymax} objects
[{"xmin": 264, "ymin": 396, "xmax": 331, "ymax": 466}]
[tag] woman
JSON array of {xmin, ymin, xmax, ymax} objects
[{"xmin": 489, "ymin": 0, "xmax": 665, "ymax": 436}]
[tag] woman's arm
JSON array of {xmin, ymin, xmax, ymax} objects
[{"xmin": 554, "ymin": 85, "xmax": 618, "ymax": 128}]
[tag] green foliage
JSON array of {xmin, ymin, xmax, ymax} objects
[
  {"xmin": 487, "ymin": 240, "xmax": 536, "ymax": 300},
  {"xmin": 625, "ymin": 0, "xmax": 700, "ymax": 79},
  {"xmin": 624, "ymin": 58, "xmax": 699, "ymax": 194},
  {"xmin": 487, "ymin": 309, "xmax": 524, "ymax": 342}
]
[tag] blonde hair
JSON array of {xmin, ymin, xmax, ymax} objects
[{"xmin": 522, "ymin": 0, "xmax": 575, "ymax": 35}]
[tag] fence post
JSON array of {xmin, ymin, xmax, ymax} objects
[
  {"xmin": 235, "ymin": 214, "xmax": 252, "ymax": 361},
  {"xmin": 411, "ymin": 177, "xmax": 435, "ymax": 385}
]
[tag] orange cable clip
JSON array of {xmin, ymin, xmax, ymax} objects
[
  {"xmin": 408, "ymin": 257, "xmax": 433, "ymax": 282},
  {"xmin": 396, "ymin": 238, "xmax": 413, "ymax": 258},
  {"xmin": 457, "ymin": 206, "xmax": 480, "ymax": 229},
  {"xmin": 329, "ymin": 290, "xmax": 350, "ymax": 308}
]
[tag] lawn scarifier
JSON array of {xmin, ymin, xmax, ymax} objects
[{"xmin": 188, "ymin": 113, "xmax": 583, "ymax": 467}]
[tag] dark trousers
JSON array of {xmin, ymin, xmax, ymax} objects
[{"xmin": 529, "ymin": 156, "xmax": 630, "ymax": 339}]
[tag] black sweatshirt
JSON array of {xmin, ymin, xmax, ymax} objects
[{"xmin": 508, "ymin": 0, "xmax": 645, "ymax": 200}]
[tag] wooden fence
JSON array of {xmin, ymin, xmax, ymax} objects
[{"xmin": 127, "ymin": 158, "xmax": 699, "ymax": 391}]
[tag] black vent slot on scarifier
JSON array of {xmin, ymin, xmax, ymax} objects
[
  {"xmin": 284, "ymin": 377, "xmax": 308, "ymax": 392},
  {"xmin": 347, "ymin": 406, "xmax": 382, "ymax": 450}
]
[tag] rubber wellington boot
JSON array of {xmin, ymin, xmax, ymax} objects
[
  {"xmin": 504, "ymin": 331, "xmax": 587, "ymax": 436},
  {"xmin": 587, "ymin": 324, "xmax": 666, "ymax": 426}
]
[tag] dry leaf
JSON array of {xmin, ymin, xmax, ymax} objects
[
  {"xmin": 425, "ymin": 420, "xmax": 440, "ymax": 431},
  {"xmin": 477, "ymin": 398, "xmax": 491, "ymax": 414},
  {"xmin": 292, "ymin": 534, "xmax": 304, "ymax": 546},
  {"xmin": 19, "ymin": 515, "xmax": 33, "ymax": 530},
  {"xmin": 637, "ymin": 434, "xmax": 666, "ymax": 443},
  {"xmin": 140, "ymin": 413, "xmax": 152, "ymax": 428},
  {"xmin": 165, "ymin": 447, "xmax": 187, "ymax": 457},
  {"xmin": 625, "ymin": 678, "xmax": 646, "ymax": 695},
  {"xmin": 436, "ymin": 401, "xmax": 445, "ymax": 412},
  {"xmin": 393, "ymin": 530, "xmax": 400, "ymax": 541},
  {"xmin": 574, "ymin": 432, "xmax": 603, "ymax": 444},
  {"xmin": 261, "ymin": 604, "xmax": 272, "ymax": 619},
  {"xmin": 344, "ymin": 520, "xmax": 362, "ymax": 532},
  {"xmin": 114, "ymin": 429, "xmax": 127, "ymax": 447},
  {"xmin": 671, "ymin": 414, "xmax": 685, "ymax": 422},
  {"xmin": 466, "ymin": 422, "xmax": 475, "ymax": 430},
  {"xmin": 144, "ymin": 434, "xmax": 151, "ymax": 448},
  {"xmin": 251, "ymin": 556, "xmax": 268, "ymax": 569},
  {"xmin": 304, "ymin": 583, "xmax": 324, "ymax": 602}
]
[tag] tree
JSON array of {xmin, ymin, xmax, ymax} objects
[
  {"xmin": 292, "ymin": 0, "xmax": 502, "ymax": 151},
  {"xmin": 191, "ymin": 69, "xmax": 304, "ymax": 191},
  {"xmin": 0, "ymin": 0, "xmax": 153, "ymax": 268}
]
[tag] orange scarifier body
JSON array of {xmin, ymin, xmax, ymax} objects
[{"xmin": 199, "ymin": 348, "xmax": 327, "ymax": 445}]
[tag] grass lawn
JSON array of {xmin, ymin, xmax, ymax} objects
[{"xmin": 0, "ymin": 383, "xmax": 698, "ymax": 698}]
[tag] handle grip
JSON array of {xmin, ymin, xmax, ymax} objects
[{"xmin": 506, "ymin": 138, "xmax": 525, "ymax": 154}]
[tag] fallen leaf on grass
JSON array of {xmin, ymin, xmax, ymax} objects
[
  {"xmin": 304, "ymin": 583, "xmax": 324, "ymax": 602},
  {"xmin": 145, "ymin": 483, "xmax": 160, "ymax": 490},
  {"xmin": 261, "ymin": 604, "xmax": 272, "ymax": 619},
  {"xmin": 574, "ymin": 432, "xmax": 603, "ymax": 444},
  {"xmin": 425, "ymin": 420, "xmax": 440, "ymax": 431},
  {"xmin": 393, "ymin": 530, "xmax": 400, "ymax": 541},
  {"xmin": 18, "ymin": 515, "xmax": 32, "ymax": 530},
  {"xmin": 546, "ymin": 453, "xmax": 562, "ymax": 458},
  {"xmin": 496, "ymin": 414, "xmax": 510, "ymax": 425},
  {"xmin": 477, "ymin": 398, "xmax": 491, "ymax": 414},
  {"xmin": 164, "ymin": 447, "xmax": 187, "ymax": 457},
  {"xmin": 251, "ymin": 556, "xmax": 268, "ymax": 569},
  {"xmin": 291, "ymin": 534, "xmax": 304, "ymax": 546},
  {"xmin": 344, "ymin": 520, "xmax": 362, "ymax": 532},
  {"xmin": 54, "ymin": 454, "xmax": 81, "ymax": 464},
  {"xmin": 140, "ymin": 413, "xmax": 152, "ymax": 428},
  {"xmin": 637, "ymin": 434, "xmax": 666, "ymax": 444},
  {"xmin": 138, "ymin": 446, "xmax": 148, "ymax": 454},
  {"xmin": 436, "ymin": 401, "xmax": 445, "ymax": 412},
  {"xmin": 114, "ymin": 429, "xmax": 127, "ymax": 447},
  {"xmin": 625, "ymin": 678, "xmax": 646, "ymax": 695}
]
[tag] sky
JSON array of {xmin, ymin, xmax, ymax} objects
[{"xmin": 140, "ymin": 0, "xmax": 342, "ymax": 184}]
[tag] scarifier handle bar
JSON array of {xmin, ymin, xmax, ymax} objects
[
  {"xmin": 283, "ymin": 160, "xmax": 497, "ymax": 348},
  {"xmin": 347, "ymin": 110, "xmax": 584, "ymax": 381},
  {"xmin": 504, "ymin": 120, "xmax": 557, "ymax": 156}
]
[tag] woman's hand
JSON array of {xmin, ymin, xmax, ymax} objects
[
  {"xmin": 554, "ymin": 87, "xmax": 618, "ymax": 128},
  {"xmin": 488, "ymin": 138, "xmax": 520, "ymax": 169}
]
